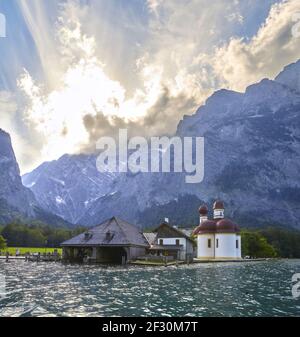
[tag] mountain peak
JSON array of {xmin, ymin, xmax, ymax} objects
[
  {"xmin": 0, "ymin": 128, "xmax": 16, "ymax": 160},
  {"xmin": 275, "ymin": 59, "xmax": 300, "ymax": 93},
  {"xmin": 0, "ymin": 128, "xmax": 11, "ymax": 140},
  {"xmin": 205, "ymin": 88, "xmax": 242, "ymax": 106}
]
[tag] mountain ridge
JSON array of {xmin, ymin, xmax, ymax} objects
[
  {"xmin": 0, "ymin": 128, "xmax": 73, "ymax": 227},
  {"xmin": 22, "ymin": 59, "xmax": 300, "ymax": 229}
]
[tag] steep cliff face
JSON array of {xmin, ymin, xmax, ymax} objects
[
  {"xmin": 0, "ymin": 129, "xmax": 72, "ymax": 227},
  {"xmin": 175, "ymin": 73, "xmax": 300, "ymax": 227},
  {"xmin": 22, "ymin": 60, "xmax": 300, "ymax": 228},
  {"xmin": 0, "ymin": 129, "xmax": 36, "ymax": 217}
]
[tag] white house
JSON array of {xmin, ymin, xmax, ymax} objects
[
  {"xmin": 145, "ymin": 222, "xmax": 195, "ymax": 262},
  {"xmin": 193, "ymin": 201, "xmax": 242, "ymax": 260}
]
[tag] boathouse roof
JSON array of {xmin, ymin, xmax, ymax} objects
[{"xmin": 61, "ymin": 217, "xmax": 149, "ymax": 248}]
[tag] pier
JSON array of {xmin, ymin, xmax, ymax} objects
[
  {"xmin": 0, "ymin": 256, "xmax": 25, "ymax": 260},
  {"xmin": 0, "ymin": 253, "xmax": 61, "ymax": 262}
]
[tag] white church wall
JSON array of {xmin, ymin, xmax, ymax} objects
[
  {"xmin": 236, "ymin": 235, "xmax": 242, "ymax": 259},
  {"xmin": 197, "ymin": 234, "xmax": 215, "ymax": 259},
  {"xmin": 215, "ymin": 233, "xmax": 237, "ymax": 259}
]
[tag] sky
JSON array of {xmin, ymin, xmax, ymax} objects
[{"xmin": 0, "ymin": 0, "xmax": 300, "ymax": 173}]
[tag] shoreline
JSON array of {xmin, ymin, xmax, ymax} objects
[{"xmin": 1, "ymin": 256, "xmax": 294, "ymax": 266}]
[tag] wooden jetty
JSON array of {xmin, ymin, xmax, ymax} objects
[
  {"xmin": 0, "ymin": 254, "xmax": 61, "ymax": 262},
  {"xmin": 0, "ymin": 256, "xmax": 25, "ymax": 260}
]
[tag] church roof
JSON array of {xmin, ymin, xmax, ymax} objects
[
  {"xmin": 199, "ymin": 205, "xmax": 209, "ymax": 215},
  {"xmin": 193, "ymin": 219, "xmax": 240, "ymax": 234},
  {"xmin": 213, "ymin": 200, "xmax": 225, "ymax": 209},
  {"xmin": 61, "ymin": 217, "xmax": 149, "ymax": 247},
  {"xmin": 217, "ymin": 219, "xmax": 240, "ymax": 233},
  {"xmin": 193, "ymin": 220, "xmax": 217, "ymax": 235}
]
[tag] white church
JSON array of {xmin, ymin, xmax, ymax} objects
[{"xmin": 193, "ymin": 201, "xmax": 242, "ymax": 260}]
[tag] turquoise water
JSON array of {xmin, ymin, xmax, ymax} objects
[{"xmin": 0, "ymin": 260, "xmax": 299, "ymax": 317}]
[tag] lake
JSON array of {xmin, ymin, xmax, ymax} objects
[{"xmin": 0, "ymin": 259, "xmax": 299, "ymax": 317}]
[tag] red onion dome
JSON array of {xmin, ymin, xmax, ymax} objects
[
  {"xmin": 213, "ymin": 200, "xmax": 224, "ymax": 209},
  {"xmin": 216, "ymin": 219, "xmax": 240, "ymax": 233},
  {"xmin": 235, "ymin": 224, "xmax": 241, "ymax": 233},
  {"xmin": 199, "ymin": 205, "xmax": 208, "ymax": 215},
  {"xmin": 193, "ymin": 220, "xmax": 217, "ymax": 235}
]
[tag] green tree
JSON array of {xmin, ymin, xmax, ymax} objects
[
  {"xmin": 259, "ymin": 227, "xmax": 300, "ymax": 258},
  {"xmin": 1, "ymin": 223, "xmax": 46, "ymax": 247},
  {"xmin": 1, "ymin": 222, "xmax": 86, "ymax": 248},
  {"xmin": 0, "ymin": 235, "xmax": 6, "ymax": 250},
  {"xmin": 242, "ymin": 231, "xmax": 277, "ymax": 258}
]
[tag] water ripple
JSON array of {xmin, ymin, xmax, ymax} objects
[{"xmin": 0, "ymin": 260, "xmax": 299, "ymax": 317}]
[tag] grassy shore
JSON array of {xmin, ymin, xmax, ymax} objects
[{"xmin": 0, "ymin": 247, "xmax": 62, "ymax": 256}]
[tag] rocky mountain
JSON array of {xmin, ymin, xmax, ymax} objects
[
  {"xmin": 22, "ymin": 60, "xmax": 300, "ymax": 229},
  {"xmin": 0, "ymin": 129, "xmax": 72, "ymax": 227},
  {"xmin": 0, "ymin": 129, "xmax": 36, "ymax": 217},
  {"xmin": 22, "ymin": 154, "xmax": 117, "ymax": 224}
]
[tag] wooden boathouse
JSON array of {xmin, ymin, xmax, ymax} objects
[{"xmin": 61, "ymin": 217, "xmax": 149, "ymax": 264}]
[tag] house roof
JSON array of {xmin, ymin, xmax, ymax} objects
[
  {"xmin": 180, "ymin": 229, "xmax": 194, "ymax": 237},
  {"xmin": 61, "ymin": 217, "xmax": 149, "ymax": 247},
  {"xmin": 143, "ymin": 232, "xmax": 157, "ymax": 245},
  {"xmin": 153, "ymin": 222, "xmax": 194, "ymax": 244}
]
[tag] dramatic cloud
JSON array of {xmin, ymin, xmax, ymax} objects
[
  {"xmin": 1, "ymin": 0, "xmax": 299, "ymax": 172},
  {"xmin": 209, "ymin": 0, "xmax": 300, "ymax": 91},
  {"xmin": 16, "ymin": 0, "xmax": 246, "ymax": 163},
  {"xmin": 147, "ymin": 0, "xmax": 163, "ymax": 16},
  {"xmin": 0, "ymin": 91, "xmax": 40, "ymax": 172},
  {"xmin": 17, "ymin": 11, "xmax": 166, "ymax": 158}
]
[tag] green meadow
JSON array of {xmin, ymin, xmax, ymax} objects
[{"xmin": 0, "ymin": 247, "xmax": 62, "ymax": 256}]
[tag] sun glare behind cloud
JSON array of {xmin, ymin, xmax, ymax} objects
[
  {"xmin": 2, "ymin": 0, "xmax": 300, "ymax": 173},
  {"xmin": 17, "ymin": 19, "xmax": 164, "ymax": 162}
]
